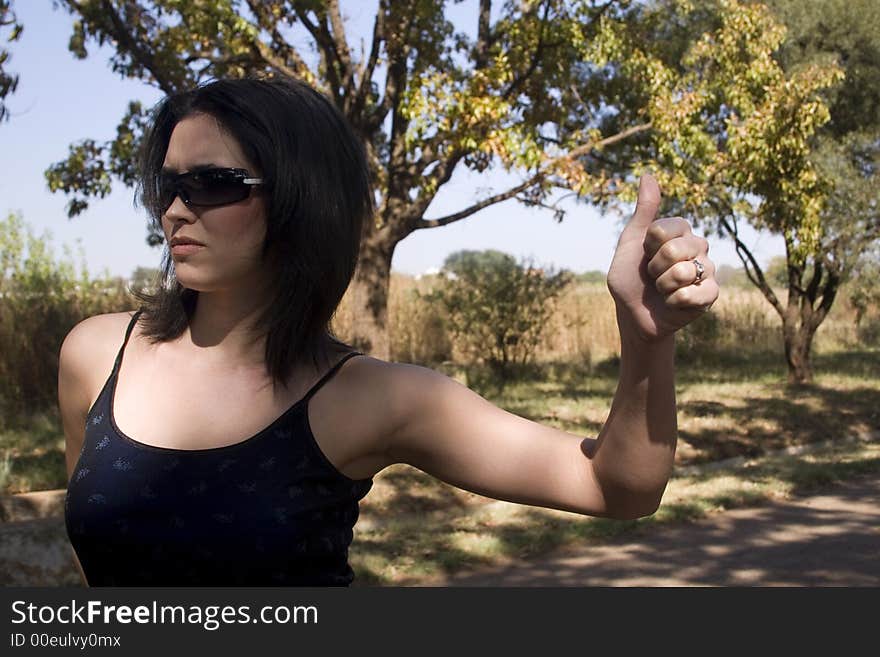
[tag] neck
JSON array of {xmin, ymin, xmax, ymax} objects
[
  {"xmin": 183, "ymin": 287, "xmax": 272, "ymax": 368},
  {"xmin": 181, "ymin": 288, "xmax": 333, "ymax": 375}
]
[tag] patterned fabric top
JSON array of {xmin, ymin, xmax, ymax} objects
[{"xmin": 64, "ymin": 310, "xmax": 371, "ymax": 586}]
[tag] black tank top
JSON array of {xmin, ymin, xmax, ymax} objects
[{"xmin": 64, "ymin": 310, "xmax": 372, "ymax": 586}]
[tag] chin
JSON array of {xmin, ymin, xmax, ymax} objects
[{"xmin": 172, "ymin": 270, "xmax": 210, "ymax": 291}]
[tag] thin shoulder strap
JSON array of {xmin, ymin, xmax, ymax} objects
[
  {"xmin": 111, "ymin": 309, "xmax": 143, "ymax": 376},
  {"xmin": 301, "ymin": 351, "xmax": 363, "ymax": 404}
]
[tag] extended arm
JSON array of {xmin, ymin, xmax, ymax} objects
[{"xmin": 373, "ymin": 174, "xmax": 716, "ymax": 521}]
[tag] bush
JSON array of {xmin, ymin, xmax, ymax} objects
[
  {"xmin": 848, "ymin": 258, "xmax": 880, "ymax": 347},
  {"xmin": 0, "ymin": 212, "xmax": 134, "ymax": 428},
  {"xmin": 419, "ymin": 249, "xmax": 573, "ymax": 382}
]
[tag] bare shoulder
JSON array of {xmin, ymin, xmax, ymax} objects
[
  {"xmin": 59, "ymin": 311, "xmax": 139, "ymax": 411},
  {"xmin": 331, "ymin": 356, "xmax": 484, "ymax": 458},
  {"xmin": 62, "ymin": 311, "xmax": 138, "ymax": 347},
  {"xmin": 311, "ymin": 355, "xmax": 444, "ymax": 473},
  {"xmin": 61, "ymin": 311, "xmax": 138, "ymax": 368},
  {"xmin": 333, "ymin": 355, "xmax": 442, "ymax": 440}
]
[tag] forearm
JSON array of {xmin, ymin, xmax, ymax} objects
[{"xmin": 588, "ymin": 325, "xmax": 677, "ymax": 519}]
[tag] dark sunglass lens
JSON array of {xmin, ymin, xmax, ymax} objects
[
  {"xmin": 157, "ymin": 175, "xmax": 180, "ymax": 211},
  {"xmin": 185, "ymin": 171, "xmax": 250, "ymax": 206}
]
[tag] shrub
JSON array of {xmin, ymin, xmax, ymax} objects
[{"xmin": 419, "ymin": 249, "xmax": 573, "ymax": 382}]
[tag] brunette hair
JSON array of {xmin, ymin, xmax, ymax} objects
[{"xmin": 132, "ymin": 74, "xmax": 372, "ymax": 390}]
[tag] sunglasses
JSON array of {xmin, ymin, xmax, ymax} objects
[{"xmin": 158, "ymin": 167, "xmax": 264, "ymax": 211}]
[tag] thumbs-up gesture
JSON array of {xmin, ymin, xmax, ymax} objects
[{"xmin": 606, "ymin": 173, "xmax": 720, "ymax": 343}]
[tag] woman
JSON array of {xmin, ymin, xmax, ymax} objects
[{"xmin": 59, "ymin": 75, "xmax": 719, "ymax": 587}]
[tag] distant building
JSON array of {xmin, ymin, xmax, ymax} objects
[{"xmin": 415, "ymin": 266, "xmax": 442, "ymax": 281}]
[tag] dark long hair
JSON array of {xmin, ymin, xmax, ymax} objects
[{"xmin": 132, "ymin": 75, "xmax": 372, "ymax": 391}]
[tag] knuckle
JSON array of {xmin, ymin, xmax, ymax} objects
[
  {"xmin": 676, "ymin": 261, "xmax": 694, "ymax": 284},
  {"xmin": 646, "ymin": 224, "xmax": 666, "ymax": 244},
  {"xmin": 671, "ymin": 286, "xmax": 695, "ymax": 306},
  {"xmin": 659, "ymin": 241, "xmax": 679, "ymax": 261},
  {"xmin": 656, "ymin": 273, "xmax": 674, "ymax": 295},
  {"xmin": 649, "ymin": 254, "xmax": 669, "ymax": 279}
]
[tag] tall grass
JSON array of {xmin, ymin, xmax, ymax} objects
[
  {"xmin": 330, "ymin": 274, "xmax": 874, "ymax": 371},
  {"xmin": 0, "ymin": 213, "xmax": 136, "ymax": 431}
]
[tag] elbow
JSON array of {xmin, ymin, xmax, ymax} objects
[
  {"xmin": 589, "ymin": 463, "xmax": 669, "ymax": 520},
  {"xmin": 606, "ymin": 498, "xmax": 661, "ymax": 520},
  {"xmin": 600, "ymin": 489, "xmax": 664, "ymax": 520}
]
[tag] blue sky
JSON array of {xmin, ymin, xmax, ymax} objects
[{"xmin": 0, "ymin": 1, "xmax": 785, "ymax": 281}]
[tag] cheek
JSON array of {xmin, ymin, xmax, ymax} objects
[{"xmin": 213, "ymin": 206, "xmax": 267, "ymax": 255}]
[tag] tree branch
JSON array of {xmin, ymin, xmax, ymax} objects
[
  {"xmin": 812, "ymin": 270, "xmax": 840, "ymax": 331},
  {"xmin": 568, "ymin": 122, "xmax": 653, "ymax": 159},
  {"xmin": 805, "ymin": 258, "xmax": 823, "ymax": 302},
  {"xmin": 404, "ymin": 149, "xmax": 468, "ymax": 222},
  {"xmin": 500, "ymin": 0, "xmax": 553, "ymax": 101},
  {"xmin": 252, "ymin": 38, "xmax": 310, "ymax": 81},
  {"xmin": 412, "ymin": 122, "xmax": 653, "ymax": 231},
  {"xmin": 474, "ymin": 0, "xmax": 492, "ymax": 69},
  {"xmin": 718, "ymin": 212, "xmax": 786, "ymax": 317},
  {"xmin": 294, "ymin": 5, "xmax": 344, "ymax": 106},
  {"xmin": 412, "ymin": 177, "xmax": 537, "ymax": 230},
  {"xmin": 327, "ymin": 0, "xmax": 356, "ymax": 110},
  {"xmin": 353, "ymin": 0, "xmax": 387, "ymax": 122},
  {"xmin": 246, "ymin": 0, "xmax": 314, "ymax": 82},
  {"xmin": 783, "ymin": 229, "xmax": 808, "ymax": 296},
  {"xmin": 365, "ymin": 3, "xmax": 416, "ymax": 134},
  {"xmin": 96, "ymin": 0, "xmax": 181, "ymax": 94}
]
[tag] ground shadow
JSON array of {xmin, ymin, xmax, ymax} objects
[
  {"xmin": 424, "ymin": 470, "xmax": 880, "ymax": 586},
  {"xmin": 679, "ymin": 384, "xmax": 880, "ymax": 464}
]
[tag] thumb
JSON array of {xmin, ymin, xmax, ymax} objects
[{"xmin": 627, "ymin": 173, "xmax": 661, "ymax": 229}]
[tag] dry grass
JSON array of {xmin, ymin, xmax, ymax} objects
[{"xmin": 331, "ymin": 274, "xmax": 875, "ymax": 370}]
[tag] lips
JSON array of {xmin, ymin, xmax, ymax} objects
[{"xmin": 169, "ymin": 236, "xmax": 205, "ymax": 247}]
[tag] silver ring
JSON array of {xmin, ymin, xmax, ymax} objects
[{"xmin": 693, "ymin": 259, "xmax": 705, "ymax": 285}]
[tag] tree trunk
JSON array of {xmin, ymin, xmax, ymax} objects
[
  {"xmin": 782, "ymin": 314, "xmax": 816, "ymax": 384},
  {"xmin": 344, "ymin": 221, "xmax": 399, "ymax": 360}
]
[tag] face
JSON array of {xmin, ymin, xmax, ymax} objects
[{"xmin": 161, "ymin": 113, "xmax": 269, "ymax": 294}]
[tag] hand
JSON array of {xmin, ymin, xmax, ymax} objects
[{"xmin": 606, "ymin": 173, "xmax": 720, "ymax": 343}]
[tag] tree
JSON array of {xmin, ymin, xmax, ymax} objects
[
  {"xmin": 423, "ymin": 248, "xmax": 572, "ymax": 381},
  {"xmin": 562, "ymin": 0, "xmax": 869, "ymax": 383},
  {"xmin": 766, "ymin": 0, "xmax": 880, "ymax": 361},
  {"xmin": 47, "ymin": 0, "xmax": 716, "ymax": 361},
  {"xmin": 0, "ymin": 0, "xmax": 22, "ymax": 122}
]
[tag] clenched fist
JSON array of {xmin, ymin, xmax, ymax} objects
[{"xmin": 606, "ymin": 173, "xmax": 720, "ymax": 343}]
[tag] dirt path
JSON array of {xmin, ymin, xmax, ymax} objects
[
  {"xmin": 409, "ymin": 471, "xmax": 880, "ymax": 587},
  {"xmin": 3, "ymin": 471, "xmax": 878, "ymax": 587}
]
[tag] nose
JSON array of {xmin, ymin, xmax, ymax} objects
[{"xmin": 163, "ymin": 192, "xmax": 195, "ymax": 222}]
